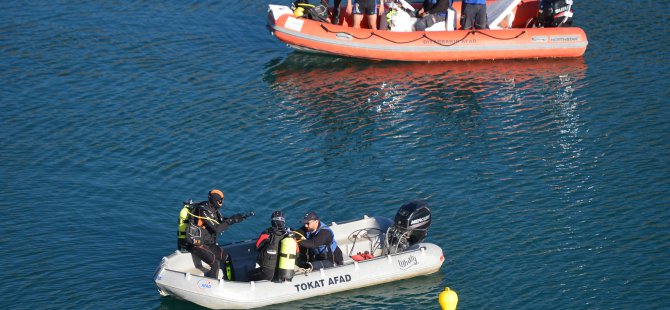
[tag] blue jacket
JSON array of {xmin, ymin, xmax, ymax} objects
[
  {"xmin": 305, "ymin": 224, "xmax": 339, "ymax": 262},
  {"xmin": 464, "ymin": 0, "xmax": 486, "ymax": 4}
]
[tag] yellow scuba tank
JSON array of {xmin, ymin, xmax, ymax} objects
[
  {"xmin": 276, "ymin": 237, "xmax": 297, "ymax": 281},
  {"xmin": 177, "ymin": 201, "xmax": 192, "ymax": 250}
]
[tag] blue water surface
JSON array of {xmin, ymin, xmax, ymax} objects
[{"xmin": 1, "ymin": 1, "xmax": 669, "ymax": 309}]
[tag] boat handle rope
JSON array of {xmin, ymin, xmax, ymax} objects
[
  {"xmin": 320, "ymin": 25, "xmax": 526, "ymax": 47},
  {"xmin": 320, "ymin": 24, "xmax": 374, "ymax": 40}
]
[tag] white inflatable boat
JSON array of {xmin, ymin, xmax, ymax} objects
[{"xmin": 154, "ymin": 201, "xmax": 444, "ymax": 309}]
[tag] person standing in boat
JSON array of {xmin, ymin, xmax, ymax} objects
[
  {"xmin": 247, "ymin": 210, "xmax": 287, "ymax": 281},
  {"xmin": 414, "ymin": 0, "xmax": 453, "ymax": 31},
  {"xmin": 330, "ymin": 0, "xmax": 344, "ymax": 25},
  {"xmin": 346, "ymin": 0, "xmax": 380, "ymax": 30},
  {"xmin": 294, "ymin": 211, "xmax": 344, "ymax": 270},
  {"xmin": 189, "ymin": 189, "xmax": 246, "ymax": 278},
  {"xmin": 461, "ymin": 0, "xmax": 488, "ymax": 30}
]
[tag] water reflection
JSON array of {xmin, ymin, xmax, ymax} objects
[
  {"xmin": 262, "ymin": 54, "xmax": 590, "ymax": 205},
  {"xmin": 264, "ymin": 53, "xmax": 587, "ymax": 102},
  {"xmin": 262, "ymin": 53, "xmax": 587, "ymax": 147}
]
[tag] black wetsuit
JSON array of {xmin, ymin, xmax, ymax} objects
[
  {"xmin": 188, "ymin": 202, "xmax": 242, "ymax": 278},
  {"xmin": 248, "ymin": 227, "xmax": 286, "ymax": 281}
]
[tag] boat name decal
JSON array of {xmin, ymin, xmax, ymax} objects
[
  {"xmin": 293, "ymin": 274, "xmax": 352, "ymax": 292},
  {"xmin": 423, "ymin": 39, "xmax": 477, "ymax": 45},
  {"xmin": 285, "ymin": 17, "xmax": 304, "ymax": 33},
  {"xmin": 197, "ymin": 279, "xmax": 215, "ymax": 289},
  {"xmin": 550, "ymin": 35, "xmax": 580, "ymax": 43},
  {"xmin": 554, "ymin": 6, "xmax": 569, "ymax": 14},
  {"xmin": 398, "ymin": 255, "xmax": 418, "ymax": 270}
]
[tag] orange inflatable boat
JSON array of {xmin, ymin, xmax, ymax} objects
[{"xmin": 267, "ymin": 0, "xmax": 588, "ymax": 62}]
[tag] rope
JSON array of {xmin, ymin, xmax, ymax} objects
[
  {"xmin": 320, "ymin": 24, "xmax": 527, "ymax": 47},
  {"xmin": 471, "ymin": 30, "xmax": 527, "ymax": 40},
  {"xmin": 186, "ymin": 208, "xmax": 221, "ymax": 225}
]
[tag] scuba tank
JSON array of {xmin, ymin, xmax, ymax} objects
[
  {"xmin": 177, "ymin": 200, "xmax": 205, "ymax": 249},
  {"xmin": 276, "ymin": 236, "xmax": 297, "ymax": 281},
  {"xmin": 177, "ymin": 200, "xmax": 194, "ymax": 251}
]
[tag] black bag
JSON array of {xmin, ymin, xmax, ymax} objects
[
  {"xmin": 307, "ymin": 1, "xmax": 329, "ymax": 23},
  {"xmin": 294, "ymin": 0, "xmax": 329, "ymax": 23}
]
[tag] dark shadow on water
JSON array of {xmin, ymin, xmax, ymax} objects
[{"xmin": 156, "ymin": 296, "xmax": 209, "ymax": 310}]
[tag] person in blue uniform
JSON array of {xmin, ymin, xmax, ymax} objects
[{"xmin": 294, "ymin": 211, "xmax": 344, "ymax": 270}]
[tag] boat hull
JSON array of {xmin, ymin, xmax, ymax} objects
[{"xmin": 267, "ymin": 4, "xmax": 588, "ymax": 62}]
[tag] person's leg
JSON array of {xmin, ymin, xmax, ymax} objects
[
  {"xmin": 474, "ymin": 4, "xmax": 488, "ymax": 29},
  {"xmin": 367, "ymin": 0, "xmax": 378, "ymax": 29},
  {"xmin": 334, "ymin": 247, "xmax": 344, "ymax": 266},
  {"xmin": 414, "ymin": 15, "xmax": 430, "ymax": 31},
  {"xmin": 248, "ymin": 267, "xmax": 274, "ymax": 281},
  {"xmin": 461, "ymin": 4, "xmax": 477, "ymax": 30},
  {"xmin": 352, "ymin": 1, "xmax": 364, "ymax": 28},
  {"xmin": 209, "ymin": 245, "xmax": 228, "ymax": 278},
  {"xmin": 353, "ymin": 14, "xmax": 364, "ymax": 28},
  {"xmin": 366, "ymin": 14, "xmax": 377, "ymax": 30},
  {"xmin": 310, "ymin": 260, "xmax": 334, "ymax": 270},
  {"xmin": 191, "ymin": 245, "xmax": 216, "ymax": 276},
  {"xmin": 332, "ymin": 0, "xmax": 343, "ymax": 24},
  {"xmin": 416, "ymin": 14, "xmax": 446, "ymax": 31}
]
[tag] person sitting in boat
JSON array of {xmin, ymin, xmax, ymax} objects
[
  {"xmin": 294, "ymin": 211, "xmax": 344, "ymax": 270},
  {"xmin": 461, "ymin": 0, "xmax": 488, "ymax": 29},
  {"xmin": 346, "ymin": 0, "xmax": 380, "ymax": 30},
  {"xmin": 189, "ymin": 189, "xmax": 246, "ymax": 278},
  {"xmin": 247, "ymin": 210, "xmax": 287, "ymax": 281},
  {"xmin": 414, "ymin": 0, "xmax": 453, "ymax": 31}
]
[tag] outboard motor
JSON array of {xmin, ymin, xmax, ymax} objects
[
  {"xmin": 385, "ymin": 200, "xmax": 431, "ymax": 254},
  {"xmin": 537, "ymin": 0, "xmax": 574, "ymax": 28}
]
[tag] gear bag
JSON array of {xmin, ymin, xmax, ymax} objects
[{"xmin": 294, "ymin": 0, "xmax": 329, "ymax": 23}]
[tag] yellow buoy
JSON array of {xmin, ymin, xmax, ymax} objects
[{"xmin": 439, "ymin": 287, "xmax": 458, "ymax": 310}]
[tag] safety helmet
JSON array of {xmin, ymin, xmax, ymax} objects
[{"xmin": 208, "ymin": 189, "xmax": 224, "ymax": 207}]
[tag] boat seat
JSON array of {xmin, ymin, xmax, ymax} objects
[{"xmin": 487, "ymin": 0, "xmax": 522, "ymax": 29}]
